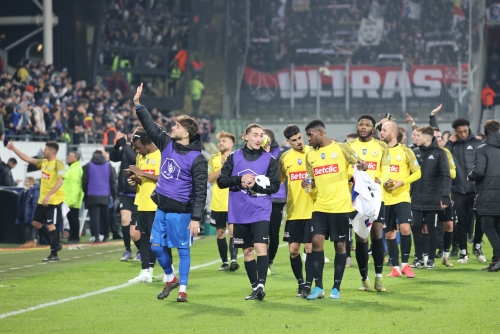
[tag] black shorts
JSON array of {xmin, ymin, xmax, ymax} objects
[
  {"xmin": 233, "ymin": 221, "xmax": 270, "ymax": 249},
  {"xmin": 385, "ymin": 202, "xmax": 413, "ymax": 232},
  {"xmin": 33, "ymin": 204, "xmax": 62, "ymax": 225},
  {"xmin": 119, "ymin": 195, "xmax": 136, "ymax": 212},
  {"xmin": 132, "ymin": 205, "xmax": 139, "ymax": 226},
  {"xmin": 210, "ymin": 211, "xmax": 228, "ymax": 228},
  {"xmin": 136, "ymin": 211, "xmax": 156, "ymax": 234},
  {"xmin": 283, "ymin": 219, "xmax": 312, "ymax": 243},
  {"xmin": 438, "ymin": 205, "xmax": 453, "ymax": 222},
  {"xmin": 311, "ymin": 212, "xmax": 349, "ymax": 242}
]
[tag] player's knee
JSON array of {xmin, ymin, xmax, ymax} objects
[
  {"xmin": 399, "ymin": 223, "xmax": 411, "ymax": 235},
  {"xmin": 33, "ymin": 221, "xmax": 42, "ymax": 229},
  {"xmin": 216, "ymin": 228, "xmax": 226, "ymax": 238},
  {"xmin": 289, "ymin": 244, "xmax": 300, "ymax": 257},
  {"xmin": 178, "ymin": 248, "xmax": 190, "ymax": 259},
  {"xmin": 444, "ymin": 221, "xmax": 453, "ymax": 232},
  {"xmin": 335, "ymin": 241, "xmax": 346, "ymax": 254}
]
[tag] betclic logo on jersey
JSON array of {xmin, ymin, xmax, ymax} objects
[
  {"xmin": 390, "ymin": 165, "xmax": 400, "ymax": 172},
  {"xmin": 366, "ymin": 161, "xmax": 377, "ymax": 170},
  {"xmin": 313, "ymin": 164, "xmax": 339, "ymax": 176},
  {"xmin": 142, "ymin": 169, "xmax": 155, "ymax": 175},
  {"xmin": 289, "ymin": 171, "xmax": 307, "ymax": 181},
  {"xmin": 41, "ymin": 171, "xmax": 50, "ymax": 180}
]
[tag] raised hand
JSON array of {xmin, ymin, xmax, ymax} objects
[
  {"xmin": 133, "ymin": 83, "xmax": 143, "ymax": 106},
  {"xmin": 431, "ymin": 104, "xmax": 442, "ymax": 116}
]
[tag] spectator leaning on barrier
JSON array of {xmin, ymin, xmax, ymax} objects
[
  {"xmin": 63, "ymin": 151, "xmax": 84, "ymax": 244},
  {"xmin": 17, "ymin": 177, "xmax": 39, "ymax": 248},
  {"xmin": 82, "ymin": 150, "xmax": 117, "ymax": 243},
  {"xmin": 0, "ymin": 156, "xmax": 18, "ymax": 186}
]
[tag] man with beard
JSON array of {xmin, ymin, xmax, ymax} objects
[
  {"xmin": 208, "ymin": 130, "xmax": 239, "ymax": 272},
  {"xmin": 379, "ymin": 122, "xmax": 421, "ymax": 277},
  {"xmin": 303, "ymin": 119, "xmax": 367, "ymax": 300},
  {"xmin": 345, "ymin": 115, "xmax": 390, "ymax": 291}
]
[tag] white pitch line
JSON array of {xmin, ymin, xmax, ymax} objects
[{"xmin": 0, "ymin": 243, "xmax": 288, "ymax": 320}]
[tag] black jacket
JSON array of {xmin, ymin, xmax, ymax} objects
[
  {"xmin": 217, "ymin": 145, "xmax": 280, "ymax": 195},
  {"xmin": 109, "ymin": 137, "xmax": 137, "ymax": 195},
  {"xmin": 444, "ymin": 129, "xmax": 482, "ymax": 194},
  {"xmin": 0, "ymin": 160, "xmax": 17, "ymax": 187},
  {"xmin": 136, "ymin": 105, "xmax": 207, "ymax": 221},
  {"xmin": 411, "ymin": 138, "xmax": 451, "ymax": 211},
  {"xmin": 269, "ymin": 139, "xmax": 286, "ymax": 203},
  {"xmin": 467, "ymin": 131, "xmax": 500, "ymax": 216},
  {"xmin": 82, "ymin": 154, "xmax": 118, "ymax": 205}
]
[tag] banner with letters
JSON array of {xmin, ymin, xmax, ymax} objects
[{"xmin": 243, "ymin": 64, "xmax": 467, "ymax": 103}]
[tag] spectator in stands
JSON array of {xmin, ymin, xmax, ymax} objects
[
  {"xmin": 103, "ymin": 120, "xmax": 117, "ymax": 146},
  {"xmin": 63, "ymin": 151, "xmax": 84, "ymax": 244},
  {"xmin": 14, "ymin": 59, "xmax": 31, "ymax": 84},
  {"xmin": 0, "ymin": 156, "xmax": 18, "ymax": 186},
  {"xmin": 7, "ymin": 157, "xmax": 17, "ymax": 169},
  {"xmin": 205, "ymin": 19, "xmax": 218, "ymax": 57},
  {"xmin": 17, "ymin": 177, "xmax": 39, "ymax": 248},
  {"xmin": 189, "ymin": 75, "xmax": 204, "ymax": 116},
  {"xmin": 169, "ymin": 63, "xmax": 182, "ymax": 96},
  {"xmin": 481, "ymin": 83, "xmax": 496, "ymax": 109},
  {"xmin": 82, "ymin": 150, "xmax": 117, "ymax": 243}
]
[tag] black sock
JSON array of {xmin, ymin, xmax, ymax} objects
[
  {"xmin": 346, "ymin": 236, "xmax": 352, "ymax": 258},
  {"xmin": 229, "ymin": 237, "xmax": 238, "ymax": 260},
  {"xmin": 371, "ymin": 238, "xmax": 384, "ymax": 275},
  {"xmin": 422, "ymin": 233, "xmax": 429, "ymax": 257},
  {"xmin": 443, "ymin": 231, "xmax": 452, "ymax": 253},
  {"xmin": 257, "ymin": 255, "xmax": 269, "ymax": 286},
  {"xmin": 290, "ymin": 255, "xmax": 304, "ymax": 285},
  {"xmin": 38, "ymin": 225, "xmax": 50, "ymax": 245},
  {"xmin": 217, "ymin": 238, "xmax": 228, "ymax": 263},
  {"xmin": 149, "ymin": 247, "xmax": 156, "ymax": 268},
  {"xmin": 48, "ymin": 229, "xmax": 59, "ymax": 255},
  {"xmin": 311, "ymin": 250, "xmax": 324, "ymax": 289},
  {"xmin": 401, "ymin": 234, "xmax": 412, "ymax": 264},
  {"xmin": 305, "ymin": 253, "xmax": 313, "ymax": 288},
  {"xmin": 355, "ymin": 242, "xmax": 368, "ymax": 280},
  {"xmin": 333, "ymin": 253, "xmax": 347, "ymax": 291},
  {"xmin": 244, "ymin": 260, "xmax": 258, "ymax": 289},
  {"xmin": 133, "ymin": 239, "xmax": 140, "ymax": 252},
  {"xmin": 412, "ymin": 225, "xmax": 423, "ymax": 260},
  {"xmin": 140, "ymin": 233, "xmax": 150, "ymax": 270},
  {"xmin": 122, "ymin": 225, "xmax": 131, "ymax": 252},
  {"xmin": 388, "ymin": 238, "xmax": 399, "ymax": 266}
]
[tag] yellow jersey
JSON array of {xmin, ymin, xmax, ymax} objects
[
  {"xmin": 208, "ymin": 152, "xmax": 229, "ymax": 212},
  {"xmin": 279, "ymin": 146, "xmax": 314, "ymax": 220},
  {"xmin": 306, "ymin": 142, "xmax": 359, "ymax": 213},
  {"xmin": 383, "ymin": 144, "xmax": 420, "ymax": 205},
  {"xmin": 36, "ymin": 158, "xmax": 65, "ymax": 205},
  {"xmin": 134, "ymin": 150, "xmax": 161, "ymax": 211},
  {"xmin": 345, "ymin": 137, "xmax": 390, "ymax": 184},
  {"xmin": 441, "ymin": 147, "xmax": 456, "ymax": 179}
]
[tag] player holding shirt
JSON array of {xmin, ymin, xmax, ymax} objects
[
  {"xmin": 134, "ymin": 83, "xmax": 208, "ymax": 303},
  {"xmin": 208, "ymin": 130, "xmax": 239, "ymax": 272},
  {"xmin": 279, "ymin": 125, "xmax": 314, "ymax": 297},
  {"xmin": 345, "ymin": 115, "xmax": 390, "ymax": 292},
  {"xmin": 127, "ymin": 128, "xmax": 162, "ymax": 283},
  {"xmin": 7, "ymin": 141, "xmax": 64, "ymax": 261},
  {"xmin": 379, "ymin": 122, "xmax": 421, "ymax": 277},
  {"xmin": 303, "ymin": 120, "xmax": 367, "ymax": 300},
  {"xmin": 218, "ymin": 123, "xmax": 280, "ymax": 301}
]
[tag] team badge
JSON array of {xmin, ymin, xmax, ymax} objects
[
  {"xmin": 46, "ymin": 166, "xmax": 52, "ymax": 171},
  {"xmin": 330, "ymin": 152, "xmax": 338, "ymax": 159},
  {"xmin": 298, "ymin": 158, "xmax": 302, "ymax": 165},
  {"xmin": 396, "ymin": 155, "xmax": 402, "ymax": 161},
  {"xmin": 146, "ymin": 159, "xmax": 150, "ymax": 164},
  {"xmin": 362, "ymin": 149, "xmax": 367, "ymax": 155},
  {"xmin": 321, "ymin": 153, "xmax": 325, "ymax": 159}
]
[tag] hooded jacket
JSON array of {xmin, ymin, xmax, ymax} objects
[
  {"xmin": 411, "ymin": 137, "xmax": 451, "ymax": 211},
  {"xmin": 82, "ymin": 153, "xmax": 117, "ymax": 206},
  {"xmin": 467, "ymin": 131, "xmax": 500, "ymax": 216},
  {"xmin": 269, "ymin": 139, "xmax": 287, "ymax": 203},
  {"xmin": 110, "ymin": 137, "xmax": 138, "ymax": 195},
  {"xmin": 63, "ymin": 160, "xmax": 84, "ymax": 209},
  {"xmin": 16, "ymin": 184, "xmax": 39, "ymax": 225},
  {"xmin": 135, "ymin": 105, "xmax": 207, "ymax": 221},
  {"xmin": 0, "ymin": 160, "xmax": 17, "ymax": 187},
  {"xmin": 444, "ymin": 129, "xmax": 482, "ymax": 194}
]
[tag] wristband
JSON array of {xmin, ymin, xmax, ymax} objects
[
  {"xmin": 135, "ymin": 104, "xmax": 143, "ymax": 110},
  {"xmin": 411, "ymin": 122, "xmax": 416, "ymax": 126}
]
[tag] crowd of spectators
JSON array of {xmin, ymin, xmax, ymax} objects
[
  {"xmin": 228, "ymin": 0, "xmax": 470, "ymax": 72},
  {"xmin": 0, "ymin": 58, "xmax": 215, "ymax": 145}
]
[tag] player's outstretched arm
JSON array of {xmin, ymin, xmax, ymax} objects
[{"xmin": 6, "ymin": 140, "xmax": 38, "ymax": 166}]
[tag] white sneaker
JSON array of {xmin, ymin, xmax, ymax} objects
[
  {"xmin": 129, "ymin": 270, "xmax": 152, "ymax": 284},
  {"xmin": 457, "ymin": 254, "xmax": 469, "ymax": 263},
  {"xmin": 162, "ymin": 266, "xmax": 176, "ymax": 283}
]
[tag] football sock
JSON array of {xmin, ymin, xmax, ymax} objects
[
  {"xmin": 356, "ymin": 241, "xmax": 369, "ymax": 280},
  {"xmin": 217, "ymin": 237, "xmax": 228, "ymax": 263},
  {"xmin": 401, "ymin": 234, "xmax": 412, "ymax": 264},
  {"xmin": 178, "ymin": 248, "xmax": 190, "ymax": 286},
  {"xmin": 333, "ymin": 253, "xmax": 347, "ymax": 291},
  {"xmin": 257, "ymin": 255, "xmax": 269, "ymax": 286},
  {"xmin": 290, "ymin": 255, "xmax": 304, "ymax": 285},
  {"xmin": 244, "ymin": 260, "xmax": 257, "ymax": 289},
  {"xmin": 311, "ymin": 250, "xmax": 324, "ymax": 289},
  {"xmin": 122, "ymin": 225, "xmax": 131, "ymax": 252}
]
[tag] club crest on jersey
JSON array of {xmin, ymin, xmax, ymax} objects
[
  {"xmin": 321, "ymin": 153, "xmax": 325, "ymax": 159},
  {"xmin": 396, "ymin": 155, "xmax": 402, "ymax": 161},
  {"xmin": 362, "ymin": 149, "xmax": 367, "ymax": 155},
  {"xmin": 330, "ymin": 152, "xmax": 338, "ymax": 159},
  {"xmin": 161, "ymin": 158, "xmax": 181, "ymax": 180},
  {"xmin": 298, "ymin": 158, "xmax": 302, "ymax": 165}
]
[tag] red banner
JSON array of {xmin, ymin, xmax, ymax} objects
[{"xmin": 244, "ymin": 64, "xmax": 467, "ymax": 102}]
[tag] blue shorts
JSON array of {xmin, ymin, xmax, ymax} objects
[{"xmin": 150, "ymin": 210, "xmax": 193, "ymax": 249}]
